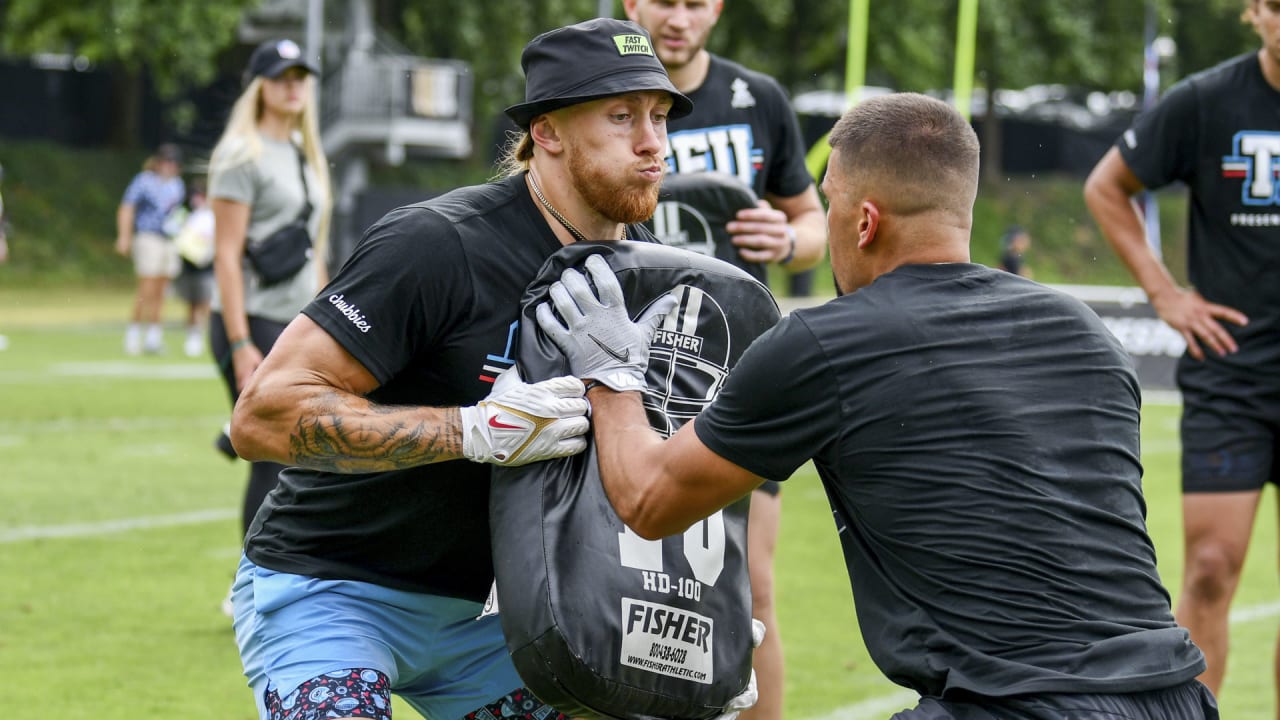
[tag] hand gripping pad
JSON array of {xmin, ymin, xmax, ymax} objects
[
  {"xmin": 643, "ymin": 172, "xmax": 764, "ymax": 284},
  {"xmin": 491, "ymin": 242, "xmax": 781, "ymax": 720}
]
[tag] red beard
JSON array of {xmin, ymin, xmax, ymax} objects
[{"xmin": 566, "ymin": 143, "xmax": 662, "ymax": 228}]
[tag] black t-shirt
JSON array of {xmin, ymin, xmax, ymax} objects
[
  {"xmin": 243, "ymin": 173, "xmax": 653, "ymax": 601},
  {"xmin": 665, "ymin": 55, "xmax": 813, "ymax": 201},
  {"xmin": 1119, "ymin": 52, "xmax": 1280, "ymax": 381},
  {"xmin": 695, "ymin": 263, "xmax": 1205, "ymax": 698}
]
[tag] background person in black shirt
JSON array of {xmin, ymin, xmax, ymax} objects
[
  {"xmin": 623, "ymin": 3, "xmax": 827, "ymax": 714},
  {"xmin": 538, "ymin": 93, "xmax": 1215, "ymax": 720},
  {"xmin": 226, "ymin": 18, "xmax": 701, "ymax": 720},
  {"xmin": 1084, "ymin": 0, "xmax": 1280, "ymax": 705},
  {"xmin": 996, "ymin": 224, "xmax": 1032, "ymax": 278}
]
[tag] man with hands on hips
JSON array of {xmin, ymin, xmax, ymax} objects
[{"xmin": 538, "ymin": 93, "xmax": 1215, "ymax": 720}]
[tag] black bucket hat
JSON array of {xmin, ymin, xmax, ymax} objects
[{"xmin": 505, "ymin": 18, "xmax": 693, "ymax": 129}]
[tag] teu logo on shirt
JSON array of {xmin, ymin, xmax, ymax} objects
[
  {"xmin": 667, "ymin": 124, "xmax": 762, "ymax": 188},
  {"xmin": 613, "ymin": 34, "xmax": 653, "ymax": 56},
  {"xmin": 1221, "ymin": 130, "xmax": 1280, "ymax": 205}
]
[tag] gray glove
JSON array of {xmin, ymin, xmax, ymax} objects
[
  {"xmin": 714, "ymin": 619, "xmax": 767, "ymax": 720},
  {"xmin": 535, "ymin": 253, "xmax": 678, "ymax": 392},
  {"xmin": 459, "ymin": 367, "xmax": 590, "ymax": 466}
]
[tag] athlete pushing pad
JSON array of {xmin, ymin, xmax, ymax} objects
[{"xmin": 491, "ymin": 242, "xmax": 781, "ymax": 719}]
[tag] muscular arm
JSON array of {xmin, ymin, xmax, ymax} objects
[
  {"xmin": 1084, "ymin": 147, "xmax": 1247, "ymax": 359},
  {"xmin": 589, "ymin": 387, "xmax": 764, "ymax": 540},
  {"xmin": 231, "ymin": 314, "xmax": 463, "ymax": 473}
]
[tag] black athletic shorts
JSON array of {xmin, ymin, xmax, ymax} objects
[
  {"xmin": 756, "ymin": 479, "xmax": 781, "ymax": 497},
  {"xmin": 889, "ymin": 680, "xmax": 1218, "ymax": 719},
  {"xmin": 1179, "ymin": 364, "xmax": 1280, "ymax": 494}
]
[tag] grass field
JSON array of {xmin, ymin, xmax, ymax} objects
[{"xmin": 1, "ymin": 285, "xmax": 1276, "ymax": 719}]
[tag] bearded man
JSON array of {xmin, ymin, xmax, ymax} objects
[{"xmin": 226, "ymin": 18, "xmax": 691, "ymax": 720}]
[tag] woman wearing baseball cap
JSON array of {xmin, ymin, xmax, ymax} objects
[{"xmin": 207, "ymin": 38, "xmax": 331, "ymax": 613}]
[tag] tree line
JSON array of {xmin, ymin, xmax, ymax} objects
[{"xmin": 0, "ymin": 0, "xmax": 1259, "ymax": 150}]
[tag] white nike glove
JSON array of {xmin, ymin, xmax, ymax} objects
[
  {"xmin": 535, "ymin": 253, "xmax": 679, "ymax": 392},
  {"xmin": 713, "ymin": 619, "xmax": 767, "ymax": 720},
  {"xmin": 459, "ymin": 367, "xmax": 590, "ymax": 466}
]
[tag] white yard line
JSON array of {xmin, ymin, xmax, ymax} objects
[
  {"xmin": 805, "ymin": 689, "xmax": 921, "ymax": 720},
  {"xmin": 0, "ymin": 414, "xmax": 227, "ymax": 434},
  {"xmin": 0, "ymin": 361, "xmax": 217, "ymax": 384},
  {"xmin": 0, "ymin": 508, "xmax": 236, "ymax": 543},
  {"xmin": 807, "ymin": 601, "xmax": 1280, "ymax": 720}
]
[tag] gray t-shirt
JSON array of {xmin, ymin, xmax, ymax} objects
[{"xmin": 209, "ymin": 135, "xmax": 324, "ymax": 323}]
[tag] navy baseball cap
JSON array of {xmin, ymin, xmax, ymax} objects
[
  {"xmin": 245, "ymin": 39, "xmax": 318, "ymax": 84},
  {"xmin": 505, "ymin": 18, "xmax": 693, "ymax": 129}
]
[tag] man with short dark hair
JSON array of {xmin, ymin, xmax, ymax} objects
[
  {"xmin": 537, "ymin": 92, "xmax": 1217, "ymax": 720},
  {"xmin": 228, "ymin": 18, "xmax": 701, "ymax": 720}
]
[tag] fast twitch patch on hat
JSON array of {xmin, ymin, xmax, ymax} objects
[{"xmin": 613, "ymin": 34, "xmax": 654, "ymax": 56}]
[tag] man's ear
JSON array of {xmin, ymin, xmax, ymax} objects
[
  {"xmin": 622, "ymin": 0, "xmax": 640, "ymax": 21},
  {"xmin": 529, "ymin": 114, "xmax": 565, "ymax": 156},
  {"xmin": 857, "ymin": 200, "xmax": 880, "ymax": 250}
]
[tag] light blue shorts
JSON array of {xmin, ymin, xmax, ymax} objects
[{"xmin": 231, "ymin": 555, "xmax": 526, "ymax": 719}]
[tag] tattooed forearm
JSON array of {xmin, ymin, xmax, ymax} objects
[{"xmin": 287, "ymin": 390, "xmax": 464, "ymax": 472}]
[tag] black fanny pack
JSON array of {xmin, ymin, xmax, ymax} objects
[{"xmin": 245, "ymin": 146, "xmax": 313, "ymax": 286}]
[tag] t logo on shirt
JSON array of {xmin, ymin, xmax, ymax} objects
[{"xmin": 1221, "ymin": 130, "xmax": 1280, "ymax": 205}]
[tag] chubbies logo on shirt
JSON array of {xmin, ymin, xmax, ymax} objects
[
  {"xmin": 613, "ymin": 34, "xmax": 654, "ymax": 56},
  {"xmin": 328, "ymin": 293, "xmax": 372, "ymax": 334}
]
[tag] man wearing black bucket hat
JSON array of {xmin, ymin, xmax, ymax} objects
[{"xmin": 228, "ymin": 17, "xmax": 755, "ymax": 720}]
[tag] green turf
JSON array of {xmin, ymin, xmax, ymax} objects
[{"xmin": 1, "ymin": 286, "xmax": 1275, "ymax": 719}]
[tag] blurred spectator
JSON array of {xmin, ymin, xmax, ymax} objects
[
  {"xmin": 998, "ymin": 225, "xmax": 1033, "ymax": 278},
  {"xmin": 168, "ymin": 178, "xmax": 215, "ymax": 357},
  {"xmin": 116, "ymin": 143, "xmax": 185, "ymax": 355},
  {"xmin": 206, "ymin": 38, "xmax": 330, "ymax": 614},
  {"xmin": 0, "ymin": 162, "xmax": 7, "ymax": 352},
  {"xmin": 0, "ymin": 162, "xmax": 8, "ymax": 265}
]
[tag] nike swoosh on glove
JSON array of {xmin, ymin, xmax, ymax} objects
[
  {"xmin": 713, "ymin": 619, "xmax": 767, "ymax": 720},
  {"xmin": 535, "ymin": 253, "xmax": 679, "ymax": 392},
  {"xmin": 459, "ymin": 367, "xmax": 590, "ymax": 466}
]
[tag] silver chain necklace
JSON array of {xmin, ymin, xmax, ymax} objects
[{"xmin": 527, "ymin": 172, "xmax": 625, "ymax": 242}]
